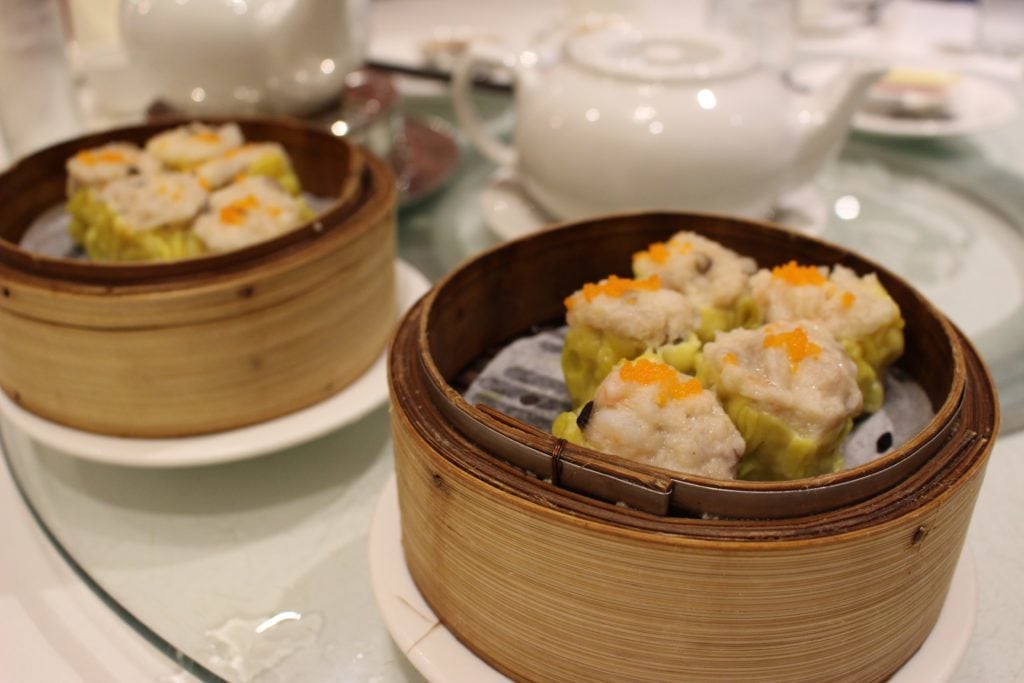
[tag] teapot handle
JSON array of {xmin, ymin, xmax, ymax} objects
[{"xmin": 451, "ymin": 47, "xmax": 518, "ymax": 168}]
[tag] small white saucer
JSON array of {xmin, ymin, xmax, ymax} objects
[
  {"xmin": 480, "ymin": 169, "xmax": 828, "ymax": 243},
  {"xmin": 478, "ymin": 168, "xmax": 556, "ymax": 242},
  {"xmin": 0, "ymin": 261, "xmax": 430, "ymax": 468},
  {"xmin": 370, "ymin": 474, "xmax": 975, "ymax": 683},
  {"xmin": 771, "ymin": 182, "xmax": 829, "ymax": 236},
  {"xmin": 854, "ymin": 74, "xmax": 1019, "ymax": 138}
]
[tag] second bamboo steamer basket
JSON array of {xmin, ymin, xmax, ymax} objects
[
  {"xmin": 0, "ymin": 118, "xmax": 396, "ymax": 437},
  {"xmin": 388, "ymin": 212, "xmax": 998, "ymax": 683}
]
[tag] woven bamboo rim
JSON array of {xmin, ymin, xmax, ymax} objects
[
  {"xmin": 387, "ymin": 211, "xmax": 998, "ymax": 681},
  {"xmin": 0, "ymin": 120, "xmax": 396, "ymax": 437}
]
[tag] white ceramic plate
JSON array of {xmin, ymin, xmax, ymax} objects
[
  {"xmin": 369, "ymin": 474, "xmax": 976, "ymax": 683},
  {"xmin": 0, "ymin": 261, "xmax": 430, "ymax": 468},
  {"xmin": 854, "ymin": 74, "xmax": 1019, "ymax": 138}
]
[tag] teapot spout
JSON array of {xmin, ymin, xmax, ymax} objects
[{"xmin": 788, "ymin": 62, "xmax": 886, "ymax": 190}]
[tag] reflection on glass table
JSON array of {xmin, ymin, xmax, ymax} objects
[
  {"xmin": 3, "ymin": 81, "xmax": 1024, "ymax": 683},
  {"xmin": 3, "ymin": 407, "xmax": 415, "ymax": 683}
]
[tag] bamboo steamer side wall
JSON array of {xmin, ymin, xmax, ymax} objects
[
  {"xmin": 392, "ymin": 407, "xmax": 983, "ymax": 683},
  {"xmin": 0, "ymin": 197, "xmax": 396, "ymax": 437}
]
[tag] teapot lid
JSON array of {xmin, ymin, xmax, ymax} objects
[{"xmin": 566, "ymin": 25, "xmax": 755, "ymax": 82}]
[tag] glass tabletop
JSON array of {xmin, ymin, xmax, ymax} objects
[{"xmin": 3, "ymin": 80, "xmax": 1024, "ymax": 683}]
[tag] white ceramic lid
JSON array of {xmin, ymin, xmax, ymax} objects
[{"xmin": 565, "ymin": 26, "xmax": 755, "ymax": 82}]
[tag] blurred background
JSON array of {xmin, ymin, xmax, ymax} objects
[{"xmin": 2, "ymin": 1, "xmax": 1024, "ymax": 681}]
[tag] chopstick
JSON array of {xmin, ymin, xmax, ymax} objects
[{"xmin": 365, "ymin": 59, "xmax": 513, "ymax": 93}]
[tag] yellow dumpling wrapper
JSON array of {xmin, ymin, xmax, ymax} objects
[
  {"xmin": 832, "ymin": 277, "xmax": 904, "ymax": 413},
  {"xmin": 714, "ymin": 393, "xmax": 850, "ymax": 480},
  {"xmin": 551, "ymin": 409, "xmax": 587, "ymax": 447},
  {"xmin": 842, "ymin": 284, "xmax": 905, "ymax": 413},
  {"xmin": 67, "ymin": 188, "xmax": 207, "ymax": 262},
  {"xmin": 245, "ymin": 151, "xmax": 302, "ymax": 196},
  {"xmin": 843, "ymin": 324, "xmax": 904, "ymax": 414},
  {"xmin": 696, "ymin": 296, "xmax": 761, "ymax": 342},
  {"xmin": 561, "ymin": 326, "xmax": 701, "ymax": 408}
]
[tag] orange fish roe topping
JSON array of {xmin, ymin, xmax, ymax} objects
[
  {"xmin": 633, "ymin": 239, "xmax": 693, "ymax": 265},
  {"xmin": 76, "ymin": 149, "xmax": 127, "ymax": 165},
  {"xmin": 633, "ymin": 241, "xmax": 671, "ymax": 264},
  {"xmin": 564, "ymin": 275, "xmax": 661, "ymax": 310},
  {"xmin": 840, "ymin": 291, "xmax": 857, "ymax": 309},
  {"xmin": 763, "ymin": 327, "xmax": 822, "ymax": 371},
  {"xmin": 193, "ymin": 132, "xmax": 222, "ymax": 144},
  {"xmin": 619, "ymin": 358, "xmax": 702, "ymax": 406},
  {"xmin": 237, "ymin": 194, "xmax": 260, "ymax": 209},
  {"xmin": 198, "ymin": 177, "xmax": 211, "ymax": 190},
  {"xmin": 219, "ymin": 194, "xmax": 261, "ymax": 225},
  {"xmin": 771, "ymin": 260, "xmax": 827, "ymax": 286},
  {"xmin": 722, "ymin": 352, "xmax": 738, "ymax": 365},
  {"xmin": 266, "ymin": 205, "xmax": 282, "ymax": 217}
]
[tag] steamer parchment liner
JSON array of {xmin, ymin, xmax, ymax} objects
[{"xmin": 412, "ymin": 212, "xmax": 967, "ymax": 519}]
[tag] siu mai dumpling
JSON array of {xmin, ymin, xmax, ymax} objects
[
  {"xmin": 561, "ymin": 275, "xmax": 701, "ymax": 408},
  {"xmin": 193, "ymin": 176, "xmax": 311, "ymax": 253},
  {"xmin": 196, "ymin": 142, "xmax": 302, "ymax": 196},
  {"xmin": 145, "ymin": 122, "xmax": 245, "ymax": 170},
  {"xmin": 65, "ymin": 142, "xmax": 162, "ymax": 195},
  {"xmin": 697, "ymin": 321, "xmax": 863, "ymax": 481},
  {"xmin": 553, "ymin": 357, "xmax": 744, "ymax": 480},
  {"xmin": 632, "ymin": 231, "xmax": 759, "ymax": 341},
  {"xmin": 68, "ymin": 172, "xmax": 208, "ymax": 261},
  {"xmin": 750, "ymin": 261, "xmax": 904, "ymax": 412}
]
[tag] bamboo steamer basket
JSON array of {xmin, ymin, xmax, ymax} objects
[
  {"xmin": 388, "ymin": 212, "xmax": 998, "ymax": 683},
  {"xmin": 0, "ymin": 118, "xmax": 397, "ymax": 437}
]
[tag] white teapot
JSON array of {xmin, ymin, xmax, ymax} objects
[
  {"xmin": 120, "ymin": 0, "xmax": 368, "ymax": 116},
  {"xmin": 453, "ymin": 25, "xmax": 883, "ymax": 220}
]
